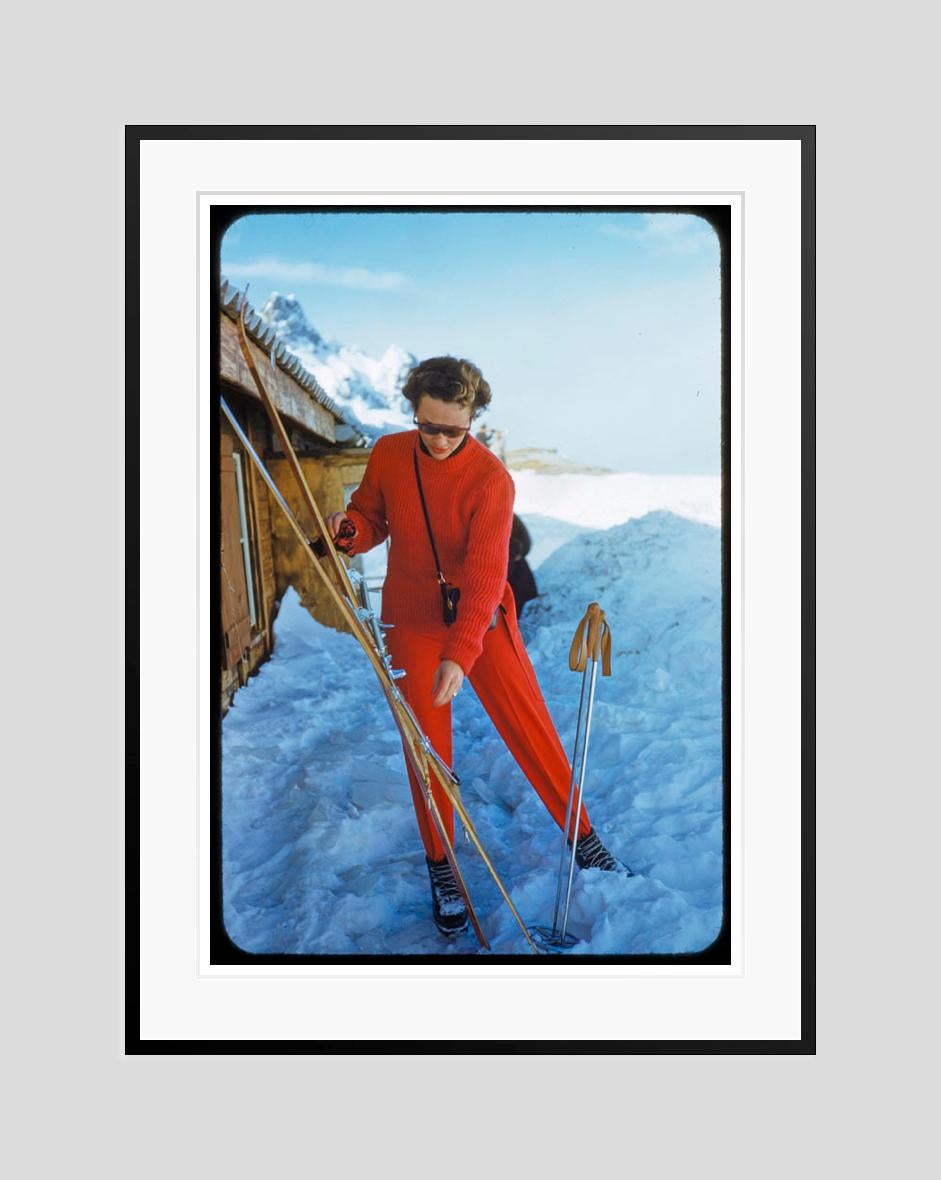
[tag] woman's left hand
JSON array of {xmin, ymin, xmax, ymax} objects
[{"xmin": 432, "ymin": 660, "xmax": 465, "ymax": 707}]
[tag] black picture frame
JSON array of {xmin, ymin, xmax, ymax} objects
[{"xmin": 127, "ymin": 125, "xmax": 814, "ymax": 1055}]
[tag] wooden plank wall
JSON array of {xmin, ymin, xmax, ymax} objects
[
  {"xmin": 265, "ymin": 454, "xmax": 368, "ymax": 635},
  {"xmin": 220, "ymin": 403, "xmax": 281, "ymax": 711},
  {"xmin": 219, "ymin": 386, "xmax": 372, "ymax": 710}
]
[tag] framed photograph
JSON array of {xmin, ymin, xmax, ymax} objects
[{"xmin": 131, "ymin": 127, "xmax": 812, "ymax": 1052}]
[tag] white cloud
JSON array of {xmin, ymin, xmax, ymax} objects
[
  {"xmin": 223, "ymin": 256, "xmax": 411, "ymax": 292},
  {"xmin": 600, "ymin": 215, "xmax": 717, "ymax": 256}
]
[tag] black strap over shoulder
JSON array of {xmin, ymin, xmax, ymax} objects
[
  {"xmin": 413, "ymin": 448, "xmax": 446, "ymax": 585},
  {"xmin": 413, "ymin": 445, "xmax": 499, "ymax": 631}
]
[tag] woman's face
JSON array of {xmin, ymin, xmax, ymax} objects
[{"xmin": 414, "ymin": 395, "xmax": 473, "ymax": 461}]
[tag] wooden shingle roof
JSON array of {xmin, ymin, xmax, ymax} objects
[{"xmin": 220, "ymin": 279, "xmax": 365, "ymax": 443}]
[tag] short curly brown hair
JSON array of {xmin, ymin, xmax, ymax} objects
[{"xmin": 402, "ymin": 356, "xmax": 491, "ymax": 417}]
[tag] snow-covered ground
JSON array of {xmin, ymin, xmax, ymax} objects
[{"xmin": 222, "ymin": 476, "xmax": 724, "ymax": 957}]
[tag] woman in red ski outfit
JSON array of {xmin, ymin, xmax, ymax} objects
[{"xmin": 327, "ymin": 357, "xmax": 626, "ymax": 935}]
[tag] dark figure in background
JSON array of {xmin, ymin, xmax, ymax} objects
[{"xmin": 508, "ymin": 515, "xmax": 538, "ymax": 618}]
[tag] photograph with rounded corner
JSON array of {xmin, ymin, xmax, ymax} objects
[{"xmin": 212, "ymin": 204, "xmax": 730, "ymax": 965}]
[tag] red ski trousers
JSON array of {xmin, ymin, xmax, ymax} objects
[{"xmin": 384, "ymin": 584, "xmax": 592, "ymax": 861}]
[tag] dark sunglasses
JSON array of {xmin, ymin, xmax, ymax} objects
[{"xmin": 413, "ymin": 416, "xmax": 471, "ymax": 440}]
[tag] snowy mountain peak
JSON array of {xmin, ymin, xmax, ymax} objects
[
  {"xmin": 256, "ymin": 291, "xmax": 417, "ymax": 439},
  {"xmin": 259, "ymin": 292, "xmax": 324, "ymax": 352}
]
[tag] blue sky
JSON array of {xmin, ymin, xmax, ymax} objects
[{"xmin": 221, "ymin": 210, "xmax": 721, "ymax": 473}]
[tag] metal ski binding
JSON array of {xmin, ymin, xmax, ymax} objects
[{"xmin": 383, "ymin": 658, "xmax": 407, "ymax": 681}]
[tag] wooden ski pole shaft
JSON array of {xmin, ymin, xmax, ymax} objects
[
  {"xmin": 220, "ymin": 396, "xmax": 489, "ymax": 947},
  {"xmin": 232, "ymin": 307, "xmax": 539, "ymax": 951},
  {"xmin": 220, "ymin": 394, "xmax": 538, "ymax": 953}
]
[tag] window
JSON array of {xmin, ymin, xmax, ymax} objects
[{"xmin": 232, "ymin": 451, "xmax": 257, "ymax": 627}]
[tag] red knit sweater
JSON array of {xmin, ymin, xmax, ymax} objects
[{"xmin": 345, "ymin": 430, "xmax": 515, "ymax": 675}]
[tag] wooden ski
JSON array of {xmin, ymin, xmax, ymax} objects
[{"xmin": 225, "ymin": 304, "xmax": 539, "ymax": 953}]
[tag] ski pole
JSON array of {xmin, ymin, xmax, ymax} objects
[
  {"xmin": 224, "ymin": 317, "xmax": 540, "ymax": 953},
  {"xmin": 549, "ymin": 602, "xmax": 613, "ymax": 945},
  {"xmin": 222, "ymin": 397, "xmax": 538, "ymax": 953}
]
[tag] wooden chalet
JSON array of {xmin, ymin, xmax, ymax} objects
[{"xmin": 219, "ymin": 281, "xmax": 374, "ymax": 711}]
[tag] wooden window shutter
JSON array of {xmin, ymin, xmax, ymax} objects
[{"xmin": 221, "ymin": 453, "xmax": 253, "ymax": 670}]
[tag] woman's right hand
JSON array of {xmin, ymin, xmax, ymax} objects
[{"xmin": 326, "ymin": 512, "xmax": 351, "ymax": 539}]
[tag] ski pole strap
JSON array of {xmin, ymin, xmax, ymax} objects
[{"xmin": 568, "ymin": 602, "xmax": 612, "ymax": 676}]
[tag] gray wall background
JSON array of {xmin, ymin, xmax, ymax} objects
[{"xmin": 4, "ymin": 5, "xmax": 932, "ymax": 1177}]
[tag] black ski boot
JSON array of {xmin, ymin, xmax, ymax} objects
[
  {"xmin": 426, "ymin": 856, "xmax": 469, "ymax": 935},
  {"xmin": 574, "ymin": 829, "xmax": 633, "ymax": 875}
]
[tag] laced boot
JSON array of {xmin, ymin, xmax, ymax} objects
[
  {"xmin": 426, "ymin": 856, "xmax": 469, "ymax": 935},
  {"xmin": 574, "ymin": 829, "xmax": 633, "ymax": 875}
]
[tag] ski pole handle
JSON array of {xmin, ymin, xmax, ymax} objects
[{"xmin": 568, "ymin": 602, "xmax": 613, "ymax": 676}]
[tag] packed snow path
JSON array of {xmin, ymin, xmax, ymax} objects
[{"xmin": 222, "ymin": 510, "xmax": 723, "ymax": 955}]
